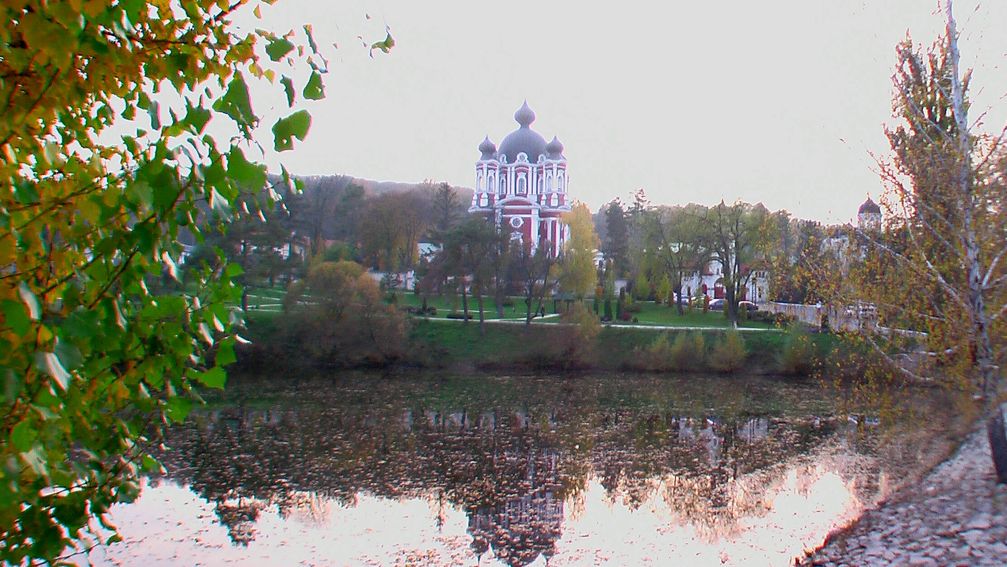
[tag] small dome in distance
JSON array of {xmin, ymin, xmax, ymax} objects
[
  {"xmin": 546, "ymin": 136, "xmax": 564, "ymax": 159},
  {"xmin": 478, "ymin": 136, "xmax": 497, "ymax": 160},
  {"xmin": 858, "ymin": 196, "xmax": 881, "ymax": 215}
]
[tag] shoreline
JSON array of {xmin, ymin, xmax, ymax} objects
[
  {"xmin": 237, "ymin": 317, "xmax": 847, "ymax": 377},
  {"xmin": 803, "ymin": 423, "xmax": 1007, "ymax": 566}
]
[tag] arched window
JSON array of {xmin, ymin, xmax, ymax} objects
[{"xmin": 517, "ymin": 175, "xmax": 527, "ymax": 195}]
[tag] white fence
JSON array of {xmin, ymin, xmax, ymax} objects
[{"xmin": 763, "ymin": 302, "xmax": 873, "ymax": 332}]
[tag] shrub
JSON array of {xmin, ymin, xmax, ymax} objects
[
  {"xmin": 636, "ymin": 333, "xmax": 673, "ymax": 371},
  {"xmin": 552, "ymin": 302, "xmax": 602, "ymax": 369},
  {"xmin": 624, "ymin": 303, "xmax": 643, "ymax": 314},
  {"xmin": 710, "ymin": 330, "xmax": 747, "ymax": 372},
  {"xmin": 619, "ymin": 311, "xmax": 633, "ymax": 322},
  {"xmin": 670, "ymin": 332, "xmax": 706, "ymax": 371},
  {"xmin": 778, "ymin": 326, "xmax": 816, "ymax": 375},
  {"xmin": 446, "ymin": 312, "xmax": 472, "ymax": 320}
]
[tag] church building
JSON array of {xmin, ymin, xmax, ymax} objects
[
  {"xmin": 469, "ymin": 102, "xmax": 571, "ymax": 256},
  {"xmin": 857, "ymin": 196, "xmax": 882, "ymax": 232}
]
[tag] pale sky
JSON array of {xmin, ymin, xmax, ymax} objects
[{"xmin": 241, "ymin": 0, "xmax": 1007, "ymax": 223}]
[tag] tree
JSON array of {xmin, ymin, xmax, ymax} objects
[
  {"xmin": 512, "ymin": 241, "xmax": 559, "ymax": 325},
  {"xmin": 0, "ymin": 1, "xmax": 373, "ymax": 561},
  {"xmin": 558, "ymin": 203, "xmax": 601, "ymax": 300},
  {"xmin": 429, "ymin": 182, "xmax": 463, "ymax": 245},
  {"xmin": 842, "ymin": 2, "xmax": 1007, "ymax": 481},
  {"xmin": 359, "ymin": 191, "xmax": 428, "ymax": 271},
  {"xmin": 602, "ymin": 200, "xmax": 630, "ymax": 276},
  {"xmin": 643, "ymin": 205, "xmax": 709, "ymax": 315},
  {"xmin": 439, "ymin": 218, "xmax": 507, "ymax": 334},
  {"xmin": 284, "ymin": 260, "xmax": 406, "ymax": 364},
  {"xmin": 705, "ymin": 201, "xmax": 774, "ymax": 324}
]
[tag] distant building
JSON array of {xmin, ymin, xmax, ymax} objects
[
  {"xmin": 857, "ymin": 196, "xmax": 882, "ymax": 232},
  {"xmin": 680, "ymin": 260, "xmax": 770, "ymax": 304},
  {"xmin": 470, "ymin": 102, "xmax": 571, "ymax": 256}
]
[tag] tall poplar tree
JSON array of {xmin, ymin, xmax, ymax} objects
[{"xmin": 842, "ymin": 1, "xmax": 1007, "ymax": 481}]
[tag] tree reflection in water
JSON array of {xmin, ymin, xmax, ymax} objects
[{"xmin": 147, "ymin": 373, "xmax": 964, "ymax": 566}]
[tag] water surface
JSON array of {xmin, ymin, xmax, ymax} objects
[{"xmin": 85, "ymin": 372, "xmax": 965, "ymax": 566}]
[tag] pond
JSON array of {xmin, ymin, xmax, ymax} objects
[{"xmin": 83, "ymin": 372, "xmax": 968, "ymax": 566}]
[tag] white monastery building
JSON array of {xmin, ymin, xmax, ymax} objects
[{"xmin": 470, "ymin": 102, "xmax": 571, "ymax": 256}]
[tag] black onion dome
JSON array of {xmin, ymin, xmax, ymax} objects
[
  {"xmin": 498, "ymin": 102, "xmax": 547, "ymax": 163},
  {"xmin": 546, "ymin": 136, "xmax": 564, "ymax": 159},
  {"xmin": 858, "ymin": 197, "xmax": 881, "ymax": 214},
  {"xmin": 478, "ymin": 136, "xmax": 497, "ymax": 160}
]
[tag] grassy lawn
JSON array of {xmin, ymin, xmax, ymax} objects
[
  {"xmin": 407, "ymin": 319, "xmax": 840, "ymax": 372},
  {"xmin": 394, "ymin": 292, "xmax": 532, "ymax": 320},
  {"xmin": 625, "ymin": 301, "xmax": 773, "ymax": 329},
  {"xmin": 240, "ymin": 285, "xmax": 775, "ymax": 329}
]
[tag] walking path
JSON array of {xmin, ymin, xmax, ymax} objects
[
  {"xmin": 804, "ymin": 424, "xmax": 1007, "ymax": 566},
  {"xmin": 423, "ymin": 315, "xmax": 781, "ymax": 332}
]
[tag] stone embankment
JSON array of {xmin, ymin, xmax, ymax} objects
[{"xmin": 805, "ymin": 425, "xmax": 1007, "ymax": 566}]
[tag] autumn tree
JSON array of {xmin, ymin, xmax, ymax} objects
[
  {"xmin": 0, "ymin": 0, "xmax": 389, "ymax": 561},
  {"xmin": 284, "ymin": 260, "xmax": 406, "ymax": 364},
  {"xmin": 838, "ymin": 2, "xmax": 1007, "ymax": 480},
  {"xmin": 642, "ymin": 205, "xmax": 709, "ymax": 314},
  {"xmin": 359, "ymin": 191, "xmax": 428, "ymax": 272},
  {"xmin": 512, "ymin": 241, "xmax": 559, "ymax": 325},
  {"xmin": 558, "ymin": 203, "xmax": 601, "ymax": 300},
  {"xmin": 439, "ymin": 218, "xmax": 506, "ymax": 333},
  {"xmin": 705, "ymin": 201, "xmax": 774, "ymax": 323}
]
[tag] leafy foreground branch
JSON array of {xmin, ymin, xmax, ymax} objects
[{"xmin": 0, "ymin": 1, "xmax": 347, "ymax": 563}]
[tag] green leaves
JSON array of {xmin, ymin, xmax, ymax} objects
[
  {"xmin": 10, "ymin": 420, "xmax": 37, "ymax": 452},
  {"xmin": 303, "ymin": 71, "xmax": 325, "ymax": 100},
  {"xmin": 370, "ymin": 32, "xmax": 395, "ymax": 56},
  {"xmin": 266, "ymin": 37, "xmax": 295, "ymax": 61},
  {"xmin": 212, "ymin": 73, "xmax": 257, "ymax": 133},
  {"xmin": 281, "ymin": 76, "xmax": 296, "ymax": 106},
  {"xmin": 272, "ymin": 110, "xmax": 311, "ymax": 151},
  {"xmin": 227, "ymin": 147, "xmax": 267, "ymax": 189},
  {"xmin": 192, "ymin": 367, "xmax": 226, "ymax": 389},
  {"xmin": 0, "ymin": 2, "xmax": 334, "ymax": 562},
  {"xmin": 2, "ymin": 300, "xmax": 30, "ymax": 335}
]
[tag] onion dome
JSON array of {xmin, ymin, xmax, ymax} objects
[
  {"xmin": 514, "ymin": 100, "xmax": 536, "ymax": 126},
  {"xmin": 858, "ymin": 197, "xmax": 881, "ymax": 215},
  {"xmin": 546, "ymin": 136, "xmax": 564, "ymax": 159},
  {"xmin": 498, "ymin": 101, "xmax": 547, "ymax": 163},
  {"xmin": 478, "ymin": 136, "xmax": 497, "ymax": 160}
]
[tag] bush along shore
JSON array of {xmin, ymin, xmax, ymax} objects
[{"xmin": 235, "ymin": 312, "xmax": 859, "ymax": 377}]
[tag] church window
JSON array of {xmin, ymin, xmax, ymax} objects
[{"xmin": 517, "ymin": 175, "xmax": 527, "ymax": 195}]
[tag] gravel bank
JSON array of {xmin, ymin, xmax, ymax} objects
[{"xmin": 804, "ymin": 425, "xmax": 1007, "ymax": 566}]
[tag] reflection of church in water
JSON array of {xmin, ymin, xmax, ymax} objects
[
  {"xmin": 411, "ymin": 408, "xmax": 566, "ymax": 566},
  {"xmin": 466, "ymin": 447, "xmax": 564, "ymax": 567}
]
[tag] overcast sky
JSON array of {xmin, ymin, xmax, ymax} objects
[{"xmin": 243, "ymin": 0, "xmax": 1007, "ymax": 223}]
